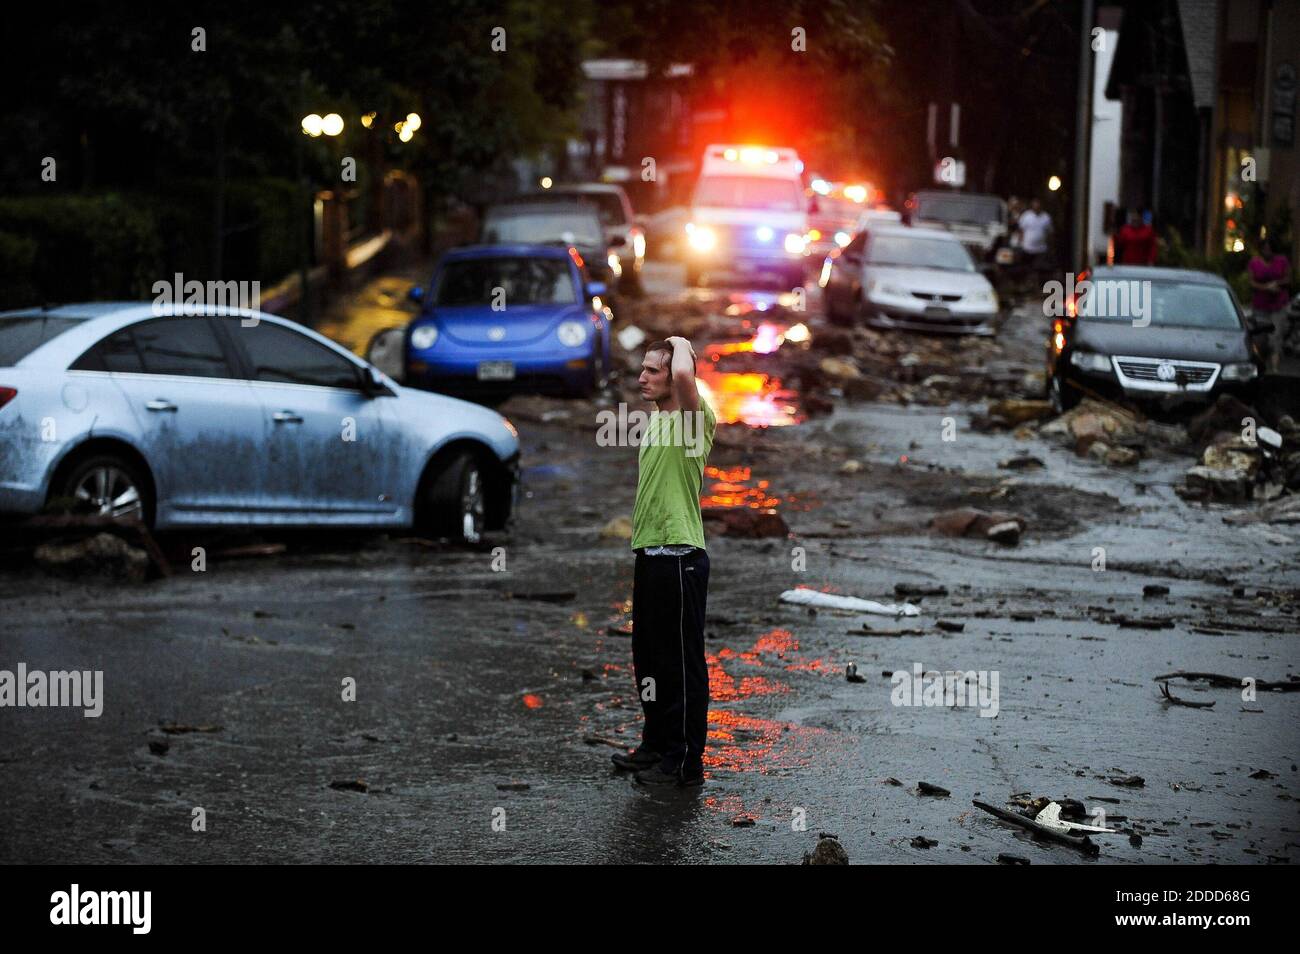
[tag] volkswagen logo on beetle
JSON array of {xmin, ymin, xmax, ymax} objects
[
  {"xmin": 488, "ymin": 327, "xmax": 506, "ymax": 341},
  {"xmin": 1156, "ymin": 361, "xmax": 1177, "ymax": 382}
]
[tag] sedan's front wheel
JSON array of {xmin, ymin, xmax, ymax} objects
[{"xmin": 422, "ymin": 452, "xmax": 485, "ymax": 545}]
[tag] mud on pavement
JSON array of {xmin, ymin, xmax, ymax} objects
[{"xmin": 2, "ymin": 285, "xmax": 1297, "ymax": 865}]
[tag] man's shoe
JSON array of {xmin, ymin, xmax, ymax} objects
[
  {"xmin": 611, "ymin": 747, "xmax": 661, "ymax": 772},
  {"xmin": 634, "ymin": 765, "xmax": 704, "ymax": 788}
]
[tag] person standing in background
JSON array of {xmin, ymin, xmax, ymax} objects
[
  {"xmin": 1115, "ymin": 209, "xmax": 1158, "ymax": 265},
  {"xmin": 1249, "ymin": 238, "xmax": 1292, "ymax": 373},
  {"xmin": 1018, "ymin": 198, "xmax": 1053, "ymax": 288}
]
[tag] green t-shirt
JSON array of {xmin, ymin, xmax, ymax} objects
[{"xmin": 631, "ymin": 400, "xmax": 717, "ymax": 550}]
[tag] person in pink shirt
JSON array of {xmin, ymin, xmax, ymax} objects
[{"xmin": 1248, "ymin": 238, "xmax": 1291, "ymax": 372}]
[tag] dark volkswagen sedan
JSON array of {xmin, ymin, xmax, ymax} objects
[{"xmin": 1046, "ymin": 266, "xmax": 1271, "ymax": 412}]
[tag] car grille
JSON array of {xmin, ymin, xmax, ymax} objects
[
  {"xmin": 1112, "ymin": 356, "xmax": 1220, "ymax": 392},
  {"xmin": 911, "ymin": 292, "xmax": 963, "ymax": 303}
]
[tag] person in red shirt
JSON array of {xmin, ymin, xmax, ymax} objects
[{"xmin": 1115, "ymin": 210, "xmax": 1158, "ymax": 265}]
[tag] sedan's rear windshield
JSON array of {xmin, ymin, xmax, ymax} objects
[
  {"xmin": 867, "ymin": 235, "xmax": 975, "ymax": 272},
  {"xmin": 435, "ymin": 258, "xmax": 577, "ymax": 306},
  {"xmin": 551, "ymin": 191, "xmax": 627, "ymax": 227},
  {"xmin": 0, "ymin": 315, "xmax": 84, "ymax": 365},
  {"xmin": 1079, "ymin": 281, "xmax": 1241, "ymax": 330},
  {"xmin": 482, "ymin": 211, "xmax": 603, "ymax": 247}
]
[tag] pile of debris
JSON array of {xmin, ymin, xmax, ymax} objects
[
  {"xmin": 1177, "ymin": 396, "xmax": 1300, "ymax": 504},
  {"xmin": 1038, "ymin": 398, "xmax": 1148, "ymax": 467}
]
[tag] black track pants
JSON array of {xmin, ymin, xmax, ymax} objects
[{"xmin": 631, "ymin": 548, "xmax": 710, "ymax": 777}]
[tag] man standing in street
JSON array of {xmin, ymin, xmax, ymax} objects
[
  {"xmin": 1018, "ymin": 198, "xmax": 1053, "ymax": 287},
  {"xmin": 611, "ymin": 337, "xmax": 716, "ymax": 788}
]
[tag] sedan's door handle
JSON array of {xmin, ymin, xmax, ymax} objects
[
  {"xmin": 145, "ymin": 399, "xmax": 177, "ymax": 412},
  {"xmin": 272, "ymin": 410, "xmax": 304, "ymax": 424}
]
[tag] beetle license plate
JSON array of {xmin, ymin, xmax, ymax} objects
[{"xmin": 477, "ymin": 361, "xmax": 515, "ymax": 381}]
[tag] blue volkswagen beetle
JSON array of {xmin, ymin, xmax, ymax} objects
[{"xmin": 405, "ymin": 244, "xmax": 613, "ymax": 398}]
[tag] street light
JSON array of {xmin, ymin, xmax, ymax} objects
[
  {"xmin": 302, "ymin": 113, "xmax": 344, "ymax": 138},
  {"xmin": 1047, "ymin": 175, "xmax": 1062, "ymax": 192}
]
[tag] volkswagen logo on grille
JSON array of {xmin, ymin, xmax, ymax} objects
[
  {"xmin": 1156, "ymin": 361, "xmax": 1177, "ymax": 381},
  {"xmin": 488, "ymin": 327, "xmax": 506, "ymax": 341}
]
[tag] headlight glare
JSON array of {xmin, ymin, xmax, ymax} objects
[
  {"xmin": 686, "ymin": 223, "xmax": 717, "ymax": 252},
  {"xmin": 410, "ymin": 325, "xmax": 438, "ymax": 350},
  {"xmin": 1069, "ymin": 350, "xmax": 1111, "ymax": 373},
  {"xmin": 557, "ymin": 320, "xmax": 587, "ymax": 347},
  {"xmin": 1221, "ymin": 362, "xmax": 1258, "ymax": 381}
]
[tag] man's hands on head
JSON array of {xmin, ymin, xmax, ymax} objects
[{"xmin": 665, "ymin": 336, "xmax": 700, "ymax": 412}]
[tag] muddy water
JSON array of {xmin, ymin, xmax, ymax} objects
[{"xmin": 1, "ymin": 268, "xmax": 1296, "ymax": 864}]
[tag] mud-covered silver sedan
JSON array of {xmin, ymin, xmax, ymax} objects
[{"xmin": 0, "ymin": 303, "xmax": 519, "ymax": 543}]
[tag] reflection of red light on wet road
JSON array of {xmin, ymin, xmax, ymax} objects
[
  {"xmin": 701, "ymin": 464, "xmax": 782, "ymax": 510},
  {"xmin": 750, "ymin": 628, "xmax": 798, "ymax": 656},
  {"xmin": 522, "ymin": 694, "xmax": 543, "ymax": 709},
  {"xmin": 698, "ymin": 322, "xmax": 802, "ymax": 428},
  {"xmin": 708, "ymin": 651, "xmax": 789, "ymax": 702},
  {"xmin": 697, "ymin": 370, "xmax": 801, "ymax": 428},
  {"xmin": 704, "ymin": 709, "xmax": 835, "ymax": 773},
  {"xmin": 700, "ymin": 466, "xmax": 818, "ymax": 512}
]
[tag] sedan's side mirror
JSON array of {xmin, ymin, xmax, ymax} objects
[
  {"xmin": 360, "ymin": 366, "xmax": 391, "ymax": 397},
  {"xmin": 1247, "ymin": 314, "xmax": 1272, "ymax": 334},
  {"xmin": 587, "ymin": 281, "xmax": 609, "ymax": 299},
  {"xmin": 408, "ymin": 285, "xmax": 425, "ymax": 305}
]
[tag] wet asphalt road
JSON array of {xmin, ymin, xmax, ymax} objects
[{"xmin": 2, "ymin": 261, "xmax": 1297, "ymax": 865}]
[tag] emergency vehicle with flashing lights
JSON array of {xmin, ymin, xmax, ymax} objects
[{"xmin": 683, "ymin": 145, "xmax": 808, "ymax": 290}]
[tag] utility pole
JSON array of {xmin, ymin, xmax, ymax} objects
[{"xmin": 1072, "ymin": 0, "xmax": 1096, "ymax": 270}]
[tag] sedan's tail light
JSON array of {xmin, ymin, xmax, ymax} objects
[{"xmin": 0, "ymin": 387, "xmax": 16, "ymax": 410}]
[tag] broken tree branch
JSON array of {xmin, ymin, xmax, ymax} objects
[
  {"xmin": 1158, "ymin": 681, "xmax": 1215, "ymax": 709},
  {"xmin": 1152, "ymin": 671, "xmax": 1300, "ymax": 693}
]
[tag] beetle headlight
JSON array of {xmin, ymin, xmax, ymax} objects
[
  {"xmin": 557, "ymin": 321, "xmax": 587, "ymax": 347},
  {"xmin": 410, "ymin": 325, "xmax": 438, "ymax": 350}
]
